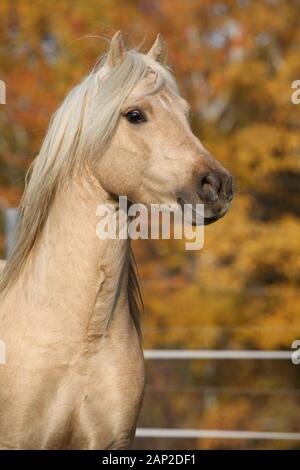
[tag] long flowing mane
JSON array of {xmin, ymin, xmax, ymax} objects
[{"xmin": 0, "ymin": 46, "xmax": 178, "ymax": 333}]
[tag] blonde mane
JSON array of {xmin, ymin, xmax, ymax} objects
[{"xmin": 0, "ymin": 47, "xmax": 178, "ymax": 332}]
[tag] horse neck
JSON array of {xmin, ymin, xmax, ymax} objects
[{"xmin": 21, "ymin": 177, "xmax": 131, "ymax": 338}]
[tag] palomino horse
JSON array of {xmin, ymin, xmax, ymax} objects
[{"xmin": 0, "ymin": 32, "xmax": 233, "ymax": 449}]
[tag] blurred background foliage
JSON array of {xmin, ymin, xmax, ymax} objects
[{"xmin": 0, "ymin": 0, "xmax": 300, "ymax": 449}]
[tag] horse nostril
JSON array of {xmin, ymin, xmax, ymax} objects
[
  {"xmin": 197, "ymin": 171, "xmax": 234, "ymax": 203},
  {"xmin": 197, "ymin": 172, "xmax": 221, "ymax": 203}
]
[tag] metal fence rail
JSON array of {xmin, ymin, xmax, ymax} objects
[
  {"xmin": 3, "ymin": 208, "xmax": 19, "ymax": 258},
  {"xmin": 136, "ymin": 428, "xmax": 300, "ymax": 441},
  {"xmin": 144, "ymin": 349, "xmax": 293, "ymax": 360}
]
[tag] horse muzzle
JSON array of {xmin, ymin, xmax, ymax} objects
[{"xmin": 178, "ymin": 169, "xmax": 234, "ymax": 226}]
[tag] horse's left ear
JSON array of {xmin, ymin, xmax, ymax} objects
[
  {"xmin": 148, "ymin": 33, "xmax": 167, "ymax": 64},
  {"xmin": 107, "ymin": 31, "xmax": 126, "ymax": 67}
]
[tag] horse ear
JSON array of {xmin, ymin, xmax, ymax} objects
[
  {"xmin": 148, "ymin": 34, "xmax": 167, "ymax": 64},
  {"xmin": 107, "ymin": 31, "xmax": 125, "ymax": 67}
]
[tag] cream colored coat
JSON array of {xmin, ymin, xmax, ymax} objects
[{"xmin": 0, "ymin": 33, "xmax": 232, "ymax": 449}]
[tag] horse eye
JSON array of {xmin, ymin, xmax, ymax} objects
[{"xmin": 125, "ymin": 109, "xmax": 147, "ymax": 124}]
